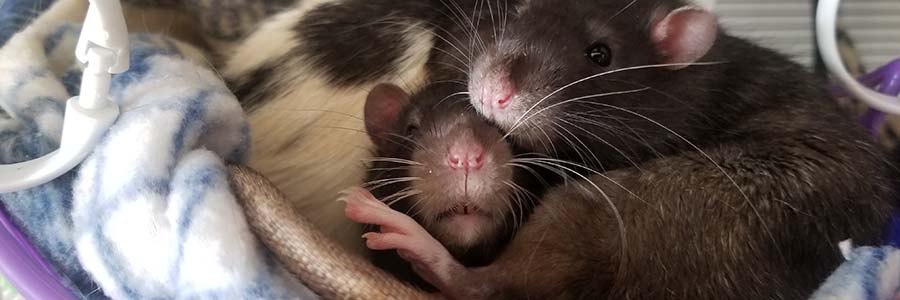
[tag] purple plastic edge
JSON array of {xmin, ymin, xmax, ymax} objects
[
  {"xmin": 0, "ymin": 202, "xmax": 76, "ymax": 300},
  {"xmin": 878, "ymin": 59, "xmax": 900, "ymax": 96},
  {"xmin": 835, "ymin": 59, "xmax": 900, "ymax": 138}
]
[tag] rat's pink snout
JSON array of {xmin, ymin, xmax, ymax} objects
[{"xmin": 447, "ymin": 142, "xmax": 485, "ymax": 171}]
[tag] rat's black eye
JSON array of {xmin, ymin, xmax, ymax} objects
[
  {"xmin": 585, "ymin": 42, "xmax": 612, "ymax": 67},
  {"xmin": 406, "ymin": 124, "xmax": 420, "ymax": 136}
]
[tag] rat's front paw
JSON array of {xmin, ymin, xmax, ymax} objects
[
  {"xmin": 341, "ymin": 187, "xmax": 437, "ymax": 251},
  {"xmin": 340, "ymin": 187, "xmax": 466, "ymax": 292}
]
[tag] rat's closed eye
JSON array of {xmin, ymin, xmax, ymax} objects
[{"xmin": 406, "ymin": 123, "xmax": 420, "ymax": 136}]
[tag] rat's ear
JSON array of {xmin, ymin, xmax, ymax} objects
[
  {"xmin": 365, "ymin": 83, "xmax": 410, "ymax": 146},
  {"xmin": 650, "ymin": 6, "xmax": 718, "ymax": 70}
]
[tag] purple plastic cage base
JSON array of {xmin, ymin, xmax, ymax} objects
[
  {"xmin": 830, "ymin": 59, "xmax": 900, "ymax": 138},
  {"xmin": 0, "ymin": 202, "xmax": 76, "ymax": 300},
  {"xmin": 0, "ymin": 60, "xmax": 897, "ymax": 300}
]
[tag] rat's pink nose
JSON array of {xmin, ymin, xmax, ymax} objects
[
  {"xmin": 495, "ymin": 92, "xmax": 512, "ymax": 109},
  {"xmin": 478, "ymin": 73, "xmax": 515, "ymax": 110},
  {"xmin": 447, "ymin": 143, "xmax": 485, "ymax": 171}
]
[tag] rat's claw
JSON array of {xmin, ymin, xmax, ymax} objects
[
  {"xmin": 337, "ymin": 186, "xmax": 370, "ymax": 201},
  {"xmin": 361, "ymin": 232, "xmax": 418, "ymax": 251},
  {"xmin": 342, "ymin": 187, "xmax": 423, "ymax": 235}
]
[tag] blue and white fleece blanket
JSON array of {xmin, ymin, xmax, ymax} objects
[
  {"xmin": 811, "ymin": 243, "xmax": 900, "ymax": 300},
  {"xmin": 0, "ymin": 0, "xmax": 314, "ymax": 299}
]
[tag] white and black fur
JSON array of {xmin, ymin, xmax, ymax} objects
[{"xmin": 223, "ymin": 0, "xmax": 441, "ymax": 253}]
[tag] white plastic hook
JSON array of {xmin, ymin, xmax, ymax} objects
[
  {"xmin": 0, "ymin": 0, "xmax": 127, "ymax": 193},
  {"xmin": 816, "ymin": 0, "xmax": 900, "ymax": 114}
]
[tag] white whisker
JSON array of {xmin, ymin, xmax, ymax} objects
[{"xmin": 505, "ymin": 62, "xmax": 727, "ymax": 137}]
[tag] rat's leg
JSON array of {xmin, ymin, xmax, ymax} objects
[{"xmin": 341, "ymin": 187, "xmax": 483, "ymax": 298}]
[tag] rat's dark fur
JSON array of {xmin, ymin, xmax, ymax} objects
[
  {"xmin": 441, "ymin": 122, "xmax": 895, "ymax": 299},
  {"xmin": 415, "ymin": 1, "xmax": 897, "ymax": 299}
]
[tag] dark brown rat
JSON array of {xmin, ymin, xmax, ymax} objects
[
  {"xmin": 345, "ymin": 1, "xmax": 896, "ymax": 300},
  {"xmin": 357, "ymin": 82, "xmax": 556, "ymax": 289}
]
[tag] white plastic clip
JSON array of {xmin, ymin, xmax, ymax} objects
[
  {"xmin": 0, "ymin": 0, "xmax": 127, "ymax": 192},
  {"xmin": 816, "ymin": 0, "xmax": 900, "ymax": 114}
]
